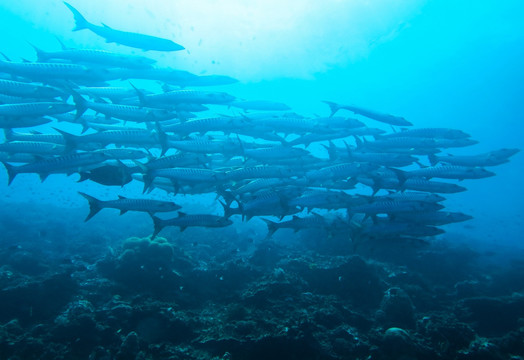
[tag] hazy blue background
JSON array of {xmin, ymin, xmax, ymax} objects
[{"xmin": 0, "ymin": 0, "xmax": 522, "ymax": 251}]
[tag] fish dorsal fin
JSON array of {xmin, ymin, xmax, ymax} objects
[
  {"xmin": 292, "ymin": 215, "xmax": 299, "ymax": 220},
  {"xmin": 178, "ymin": 212, "xmax": 187, "ymax": 218},
  {"xmin": 118, "ymin": 195, "xmax": 126, "ymax": 199},
  {"xmin": 101, "ymin": 23, "xmax": 112, "ymax": 29}
]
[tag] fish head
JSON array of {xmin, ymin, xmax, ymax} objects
[{"xmin": 471, "ymin": 167, "xmax": 496, "ymax": 178}]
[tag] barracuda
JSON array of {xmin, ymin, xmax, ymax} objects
[
  {"xmin": 79, "ymin": 192, "xmax": 181, "ymax": 221},
  {"xmin": 2, "ymin": 151, "xmax": 108, "ymax": 184},
  {"xmin": 64, "ymin": 2, "xmax": 184, "ymax": 52}
]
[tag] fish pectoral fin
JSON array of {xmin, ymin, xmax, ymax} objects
[
  {"xmin": 119, "ymin": 209, "xmax": 128, "ymax": 215},
  {"xmin": 39, "ymin": 173, "xmax": 50, "ymax": 182}
]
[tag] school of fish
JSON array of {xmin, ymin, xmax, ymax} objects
[{"xmin": 0, "ymin": 2, "xmax": 519, "ymax": 243}]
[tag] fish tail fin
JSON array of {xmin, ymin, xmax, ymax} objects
[
  {"xmin": 322, "ymin": 100, "xmax": 340, "ymax": 117},
  {"xmin": 63, "ymin": 2, "xmax": 91, "ymax": 31},
  {"xmin": 77, "ymin": 172, "xmax": 89, "ymax": 183},
  {"xmin": 218, "ymin": 200, "xmax": 234, "ymax": 219},
  {"xmin": 389, "ymin": 167, "xmax": 408, "ymax": 187},
  {"xmin": 26, "ymin": 42, "xmax": 49, "ymax": 62},
  {"xmin": 129, "ymin": 82, "xmax": 146, "ymax": 107},
  {"xmin": 3, "ymin": 128, "xmax": 13, "ymax": 141},
  {"xmin": 154, "ymin": 123, "xmax": 169, "ymax": 157},
  {"xmin": 142, "ymin": 174, "xmax": 155, "ymax": 194},
  {"xmin": 69, "ymin": 90, "xmax": 88, "ymax": 119},
  {"xmin": 53, "ymin": 127, "xmax": 78, "ymax": 152},
  {"xmin": 2, "ymin": 161, "xmax": 18, "ymax": 186},
  {"xmin": 321, "ymin": 140, "xmax": 338, "ymax": 161},
  {"xmin": 151, "ymin": 215, "xmax": 164, "ymax": 240},
  {"xmin": 428, "ymin": 154, "xmax": 439, "ymax": 166},
  {"xmin": 78, "ymin": 191, "xmax": 103, "ymax": 221},
  {"xmin": 261, "ymin": 218, "xmax": 278, "ymax": 238}
]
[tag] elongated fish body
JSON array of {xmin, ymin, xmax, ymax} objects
[
  {"xmin": 0, "ymin": 59, "xmax": 93, "ymax": 80},
  {"xmin": 142, "ymin": 167, "xmax": 226, "ymax": 194},
  {"xmin": 0, "ymin": 94, "xmax": 30, "ymax": 104},
  {"xmin": 55, "ymin": 129, "xmax": 164, "ymax": 150},
  {"xmin": 249, "ymin": 116, "xmax": 330, "ymax": 134},
  {"xmin": 0, "ymin": 79, "xmax": 65, "ymax": 99},
  {"xmin": 0, "ymin": 102, "xmax": 75, "ymax": 118},
  {"xmin": 78, "ymin": 192, "xmax": 181, "ymax": 221},
  {"xmin": 243, "ymin": 146, "xmax": 310, "ymax": 162},
  {"xmin": 381, "ymin": 127, "xmax": 471, "ymax": 139},
  {"xmin": 230, "ymin": 100, "xmax": 291, "ymax": 111},
  {"xmin": 139, "ymin": 90, "xmax": 235, "ymax": 107},
  {"xmin": 168, "ymin": 138, "xmax": 243, "ymax": 155},
  {"xmin": 429, "ymin": 148, "xmax": 520, "ymax": 167},
  {"xmin": 288, "ymin": 190, "xmax": 361, "ymax": 212},
  {"xmin": 314, "ymin": 116, "xmax": 366, "ymax": 129},
  {"xmin": 143, "ymin": 153, "xmax": 208, "ymax": 170},
  {"xmin": 349, "ymin": 200, "xmax": 443, "ymax": 216},
  {"xmin": 0, "ymin": 116, "xmax": 52, "ymax": 128},
  {"xmin": 114, "ymin": 68, "xmax": 198, "ymax": 84},
  {"xmin": 4, "ymin": 129, "xmax": 66, "ymax": 144},
  {"xmin": 392, "ymin": 211, "xmax": 473, "ymax": 226},
  {"xmin": 306, "ymin": 162, "xmax": 376, "ymax": 182},
  {"xmin": 228, "ymin": 178, "xmax": 294, "ymax": 197},
  {"xmin": 433, "ymin": 138, "xmax": 479, "ymax": 148},
  {"xmin": 152, "ymin": 213, "xmax": 232, "ymax": 239},
  {"xmin": 32, "ymin": 46, "xmax": 156, "ymax": 69},
  {"xmin": 358, "ymin": 221, "xmax": 444, "ymax": 238},
  {"xmin": 405, "ymin": 165, "xmax": 495, "ymax": 180},
  {"xmin": 64, "ymin": 2, "xmax": 184, "ymax": 51},
  {"xmin": 323, "ymin": 101, "xmax": 412, "ymax": 126},
  {"xmin": 146, "ymin": 167, "xmax": 222, "ymax": 183},
  {"xmin": 0, "ymin": 152, "xmax": 38, "ymax": 163},
  {"xmin": 345, "ymin": 151, "xmax": 417, "ymax": 167},
  {"xmin": 358, "ymin": 175, "xmax": 468, "ymax": 194},
  {"xmin": 162, "ymin": 116, "xmax": 247, "ymax": 136},
  {"xmin": 262, "ymin": 214, "xmax": 329, "ymax": 237},
  {"xmin": 224, "ymin": 165, "xmax": 297, "ymax": 181},
  {"xmin": 2, "ymin": 151, "xmax": 107, "ymax": 184},
  {"xmin": 95, "ymin": 148, "xmax": 148, "ymax": 160},
  {"xmin": 76, "ymin": 86, "xmax": 143, "ymax": 102},
  {"xmin": 77, "ymin": 98, "xmax": 176, "ymax": 123},
  {"xmin": 0, "ymin": 141, "xmax": 66, "ymax": 155},
  {"xmin": 361, "ymin": 137, "xmax": 439, "ymax": 150},
  {"xmin": 53, "ymin": 113, "xmax": 120, "ymax": 125},
  {"xmin": 133, "ymin": 174, "xmax": 218, "ymax": 195},
  {"xmin": 372, "ymin": 191, "xmax": 446, "ymax": 203}
]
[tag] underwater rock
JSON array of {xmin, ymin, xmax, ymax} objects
[
  {"xmin": 97, "ymin": 236, "xmax": 193, "ymax": 294},
  {"xmin": 376, "ymin": 287, "xmax": 416, "ymax": 329},
  {"xmin": 457, "ymin": 337, "xmax": 505, "ymax": 360},
  {"xmin": 118, "ymin": 331, "xmax": 140, "ymax": 359},
  {"xmin": 456, "ymin": 295, "xmax": 524, "ymax": 337},
  {"xmin": 417, "ymin": 313, "xmax": 476, "ymax": 357},
  {"xmin": 0, "ymin": 271, "xmax": 78, "ymax": 324},
  {"xmin": 300, "ymin": 256, "xmax": 384, "ymax": 309},
  {"xmin": 380, "ymin": 327, "xmax": 418, "ymax": 358}
]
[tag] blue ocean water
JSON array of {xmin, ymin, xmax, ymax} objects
[
  {"xmin": 0, "ymin": 1, "xmax": 523, "ymax": 358},
  {"xmin": 0, "ymin": 0, "xmax": 522, "ymax": 250}
]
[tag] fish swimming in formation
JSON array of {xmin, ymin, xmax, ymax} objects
[{"xmin": 0, "ymin": 5, "xmax": 520, "ymax": 244}]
